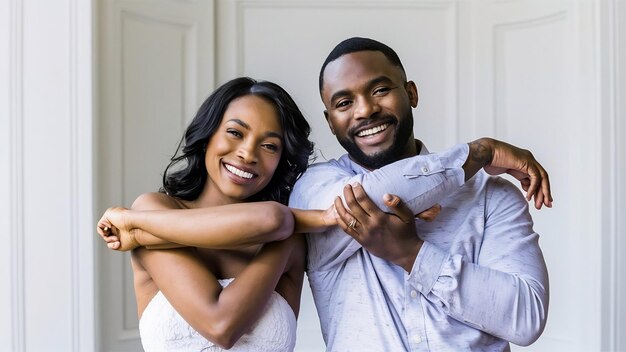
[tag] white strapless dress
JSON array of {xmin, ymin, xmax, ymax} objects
[{"xmin": 139, "ymin": 278, "xmax": 297, "ymax": 352}]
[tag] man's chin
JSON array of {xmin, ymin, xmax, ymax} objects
[{"xmin": 352, "ymin": 149, "xmax": 400, "ymax": 170}]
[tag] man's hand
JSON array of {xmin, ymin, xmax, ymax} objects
[
  {"xmin": 465, "ymin": 138, "xmax": 553, "ymax": 210},
  {"xmin": 334, "ymin": 183, "xmax": 434, "ymax": 272},
  {"xmin": 96, "ymin": 207, "xmax": 141, "ymax": 251}
]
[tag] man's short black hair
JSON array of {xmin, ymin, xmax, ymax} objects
[{"xmin": 318, "ymin": 37, "xmax": 406, "ymax": 93}]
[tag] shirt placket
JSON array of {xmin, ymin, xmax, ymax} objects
[{"xmin": 404, "ymin": 278, "xmax": 428, "ymax": 351}]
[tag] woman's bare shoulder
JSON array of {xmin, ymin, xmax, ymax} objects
[{"xmin": 132, "ymin": 192, "xmax": 184, "ymax": 210}]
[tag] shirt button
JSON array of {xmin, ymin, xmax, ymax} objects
[
  {"xmin": 412, "ymin": 334, "xmax": 422, "ymax": 344},
  {"xmin": 410, "ymin": 290, "xmax": 418, "ymax": 298},
  {"xmin": 421, "ymin": 166, "xmax": 429, "ymax": 173}
]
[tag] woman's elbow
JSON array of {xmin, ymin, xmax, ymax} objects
[
  {"xmin": 197, "ymin": 321, "xmax": 240, "ymax": 350},
  {"xmin": 261, "ymin": 202, "xmax": 294, "ymax": 241}
]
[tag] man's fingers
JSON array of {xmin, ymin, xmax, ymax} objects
[
  {"xmin": 416, "ymin": 204, "xmax": 442, "ymax": 222},
  {"xmin": 351, "ymin": 183, "xmax": 383, "ymax": 216},
  {"xmin": 383, "ymin": 193, "xmax": 414, "ymax": 223},
  {"xmin": 334, "ymin": 196, "xmax": 359, "ymax": 239},
  {"xmin": 343, "ymin": 184, "xmax": 368, "ymax": 220},
  {"xmin": 540, "ymin": 169, "xmax": 553, "ymax": 207}
]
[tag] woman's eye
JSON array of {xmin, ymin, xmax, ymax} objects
[
  {"xmin": 262, "ymin": 144, "xmax": 279, "ymax": 152},
  {"xmin": 227, "ymin": 129, "xmax": 242, "ymax": 138}
]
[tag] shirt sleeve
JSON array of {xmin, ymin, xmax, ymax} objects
[
  {"xmin": 290, "ymin": 143, "xmax": 469, "ymax": 272},
  {"xmin": 407, "ymin": 177, "xmax": 549, "ymax": 346}
]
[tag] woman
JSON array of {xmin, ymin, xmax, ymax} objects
[{"xmin": 97, "ymin": 77, "xmax": 335, "ymax": 351}]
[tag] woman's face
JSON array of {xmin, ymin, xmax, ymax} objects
[{"xmin": 203, "ymin": 95, "xmax": 283, "ymax": 204}]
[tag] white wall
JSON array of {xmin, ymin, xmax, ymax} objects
[
  {"xmin": 0, "ymin": 0, "xmax": 95, "ymax": 351},
  {"xmin": 1, "ymin": 0, "xmax": 624, "ymax": 351}
]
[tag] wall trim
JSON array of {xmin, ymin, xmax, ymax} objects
[
  {"xmin": 599, "ymin": 0, "xmax": 620, "ymax": 350},
  {"xmin": 233, "ymin": 0, "xmax": 456, "ymax": 75},
  {"xmin": 69, "ymin": 1, "xmax": 81, "ymax": 350},
  {"xmin": 69, "ymin": 0, "xmax": 95, "ymax": 350},
  {"xmin": 492, "ymin": 10, "xmax": 567, "ymax": 136},
  {"xmin": 9, "ymin": 0, "xmax": 25, "ymax": 350}
]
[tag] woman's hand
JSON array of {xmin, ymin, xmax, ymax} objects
[
  {"xmin": 291, "ymin": 205, "xmax": 338, "ymax": 234},
  {"xmin": 96, "ymin": 207, "xmax": 141, "ymax": 251},
  {"xmin": 321, "ymin": 204, "xmax": 338, "ymax": 228}
]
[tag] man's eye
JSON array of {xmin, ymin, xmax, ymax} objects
[
  {"xmin": 336, "ymin": 100, "xmax": 351, "ymax": 109},
  {"xmin": 374, "ymin": 87, "xmax": 390, "ymax": 95}
]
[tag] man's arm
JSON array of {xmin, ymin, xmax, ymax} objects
[
  {"xmin": 412, "ymin": 178, "xmax": 548, "ymax": 345},
  {"xmin": 291, "ymin": 138, "xmax": 551, "ymax": 272},
  {"xmin": 335, "ymin": 177, "xmax": 548, "ymax": 345},
  {"xmin": 293, "ymin": 138, "xmax": 550, "ymax": 217}
]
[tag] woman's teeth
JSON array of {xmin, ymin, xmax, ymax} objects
[{"xmin": 225, "ymin": 164, "xmax": 254, "ymax": 179}]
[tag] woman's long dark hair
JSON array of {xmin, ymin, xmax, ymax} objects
[{"xmin": 160, "ymin": 77, "xmax": 313, "ymax": 205}]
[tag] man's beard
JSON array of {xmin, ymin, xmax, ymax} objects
[{"xmin": 336, "ymin": 110, "xmax": 414, "ymax": 169}]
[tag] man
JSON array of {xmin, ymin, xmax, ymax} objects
[{"xmin": 289, "ymin": 37, "xmax": 550, "ymax": 351}]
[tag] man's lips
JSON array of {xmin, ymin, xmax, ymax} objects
[{"xmin": 356, "ymin": 122, "xmax": 391, "ymax": 138}]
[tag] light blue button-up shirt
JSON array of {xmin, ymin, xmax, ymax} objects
[{"xmin": 289, "ymin": 143, "xmax": 549, "ymax": 352}]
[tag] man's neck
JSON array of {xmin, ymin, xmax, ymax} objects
[{"xmin": 414, "ymin": 139, "xmax": 423, "ymax": 156}]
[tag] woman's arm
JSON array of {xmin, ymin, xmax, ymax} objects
[
  {"xmin": 121, "ymin": 192, "xmax": 303, "ymax": 349},
  {"xmin": 97, "ymin": 192, "xmax": 336, "ymax": 251},
  {"xmin": 97, "ymin": 192, "xmax": 294, "ymax": 251},
  {"xmin": 133, "ymin": 239, "xmax": 298, "ymax": 349}
]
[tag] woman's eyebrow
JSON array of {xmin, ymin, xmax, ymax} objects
[{"xmin": 227, "ymin": 119, "xmax": 283, "ymax": 139}]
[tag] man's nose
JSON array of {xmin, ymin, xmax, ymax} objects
[{"xmin": 353, "ymin": 96, "xmax": 381, "ymax": 119}]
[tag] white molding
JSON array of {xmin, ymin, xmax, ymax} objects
[
  {"xmin": 233, "ymin": 0, "xmax": 456, "ymax": 76},
  {"xmin": 69, "ymin": 1, "xmax": 81, "ymax": 350},
  {"xmin": 68, "ymin": 0, "xmax": 96, "ymax": 351},
  {"xmin": 9, "ymin": 0, "xmax": 25, "ymax": 350},
  {"xmin": 599, "ymin": 0, "xmax": 620, "ymax": 350},
  {"xmin": 492, "ymin": 10, "xmax": 567, "ymax": 136}
]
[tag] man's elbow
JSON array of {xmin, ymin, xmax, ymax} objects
[
  {"xmin": 512, "ymin": 325, "xmax": 545, "ymax": 347},
  {"xmin": 511, "ymin": 308, "xmax": 548, "ymax": 346}
]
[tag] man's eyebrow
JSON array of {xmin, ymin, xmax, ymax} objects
[
  {"xmin": 329, "ymin": 75, "xmax": 394, "ymax": 103},
  {"xmin": 226, "ymin": 118, "xmax": 283, "ymax": 139},
  {"xmin": 367, "ymin": 76, "xmax": 394, "ymax": 87}
]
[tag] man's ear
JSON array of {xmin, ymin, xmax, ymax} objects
[
  {"xmin": 406, "ymin": 81, "xmax": 418, "ymax": 108},
  {"xmin": 324, "ymin": 110, "xmax": 336, "ymax": 135}
]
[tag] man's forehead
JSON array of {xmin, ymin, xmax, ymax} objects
[{"xmin": 322, "ymin": 51, "xmax": 405, "ymax": 94}]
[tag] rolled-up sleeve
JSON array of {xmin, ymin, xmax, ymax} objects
[{"xmin": 290, "ymin": 143, "xmax": 470, "ymax": 272}]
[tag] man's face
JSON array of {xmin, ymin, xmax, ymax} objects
[{"xmin": 321, "ymin": 50, "xmax": 418, "ymax": 169}]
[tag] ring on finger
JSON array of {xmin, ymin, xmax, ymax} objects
[{"xmin": 348, "ymin": 218, "xmax": 357, "ymax": 230}]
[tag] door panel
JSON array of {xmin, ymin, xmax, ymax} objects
[{"xmin": 97, "ymin": 1, "xmax": 214, "ymax": 350}]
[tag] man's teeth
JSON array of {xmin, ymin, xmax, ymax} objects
[
  {"xmin": 225, "ymin": 164, "xmax": 254, "ymax": 179},
  {"xmin": 357, "ymin": 123, "xmax": 390, "ymax": 137}
]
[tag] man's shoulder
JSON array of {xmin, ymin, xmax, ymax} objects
[
  {"xmin": 469, "ymin": 171, "xmax": 528, "ymax": 207},
  {"xmin": 298, "ymin": 154, "xmax": 352, "ymax": 180}
]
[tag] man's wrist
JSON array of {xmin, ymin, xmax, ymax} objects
[
  {"xmin": 395, "ymin": 240, "xmax": 423, "ymax": 273},
  {"xmin": 463, "ymin": 138, "xmax": 494, "ymax": 181}
]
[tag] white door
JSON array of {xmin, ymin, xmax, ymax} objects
[
  {"xmin": 97, "ymin": 0, "xmax": 214, "ymax": 350},
  {"xmin": 97, "ymin": 1, "xmax": 618, "ymax": 351}
]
